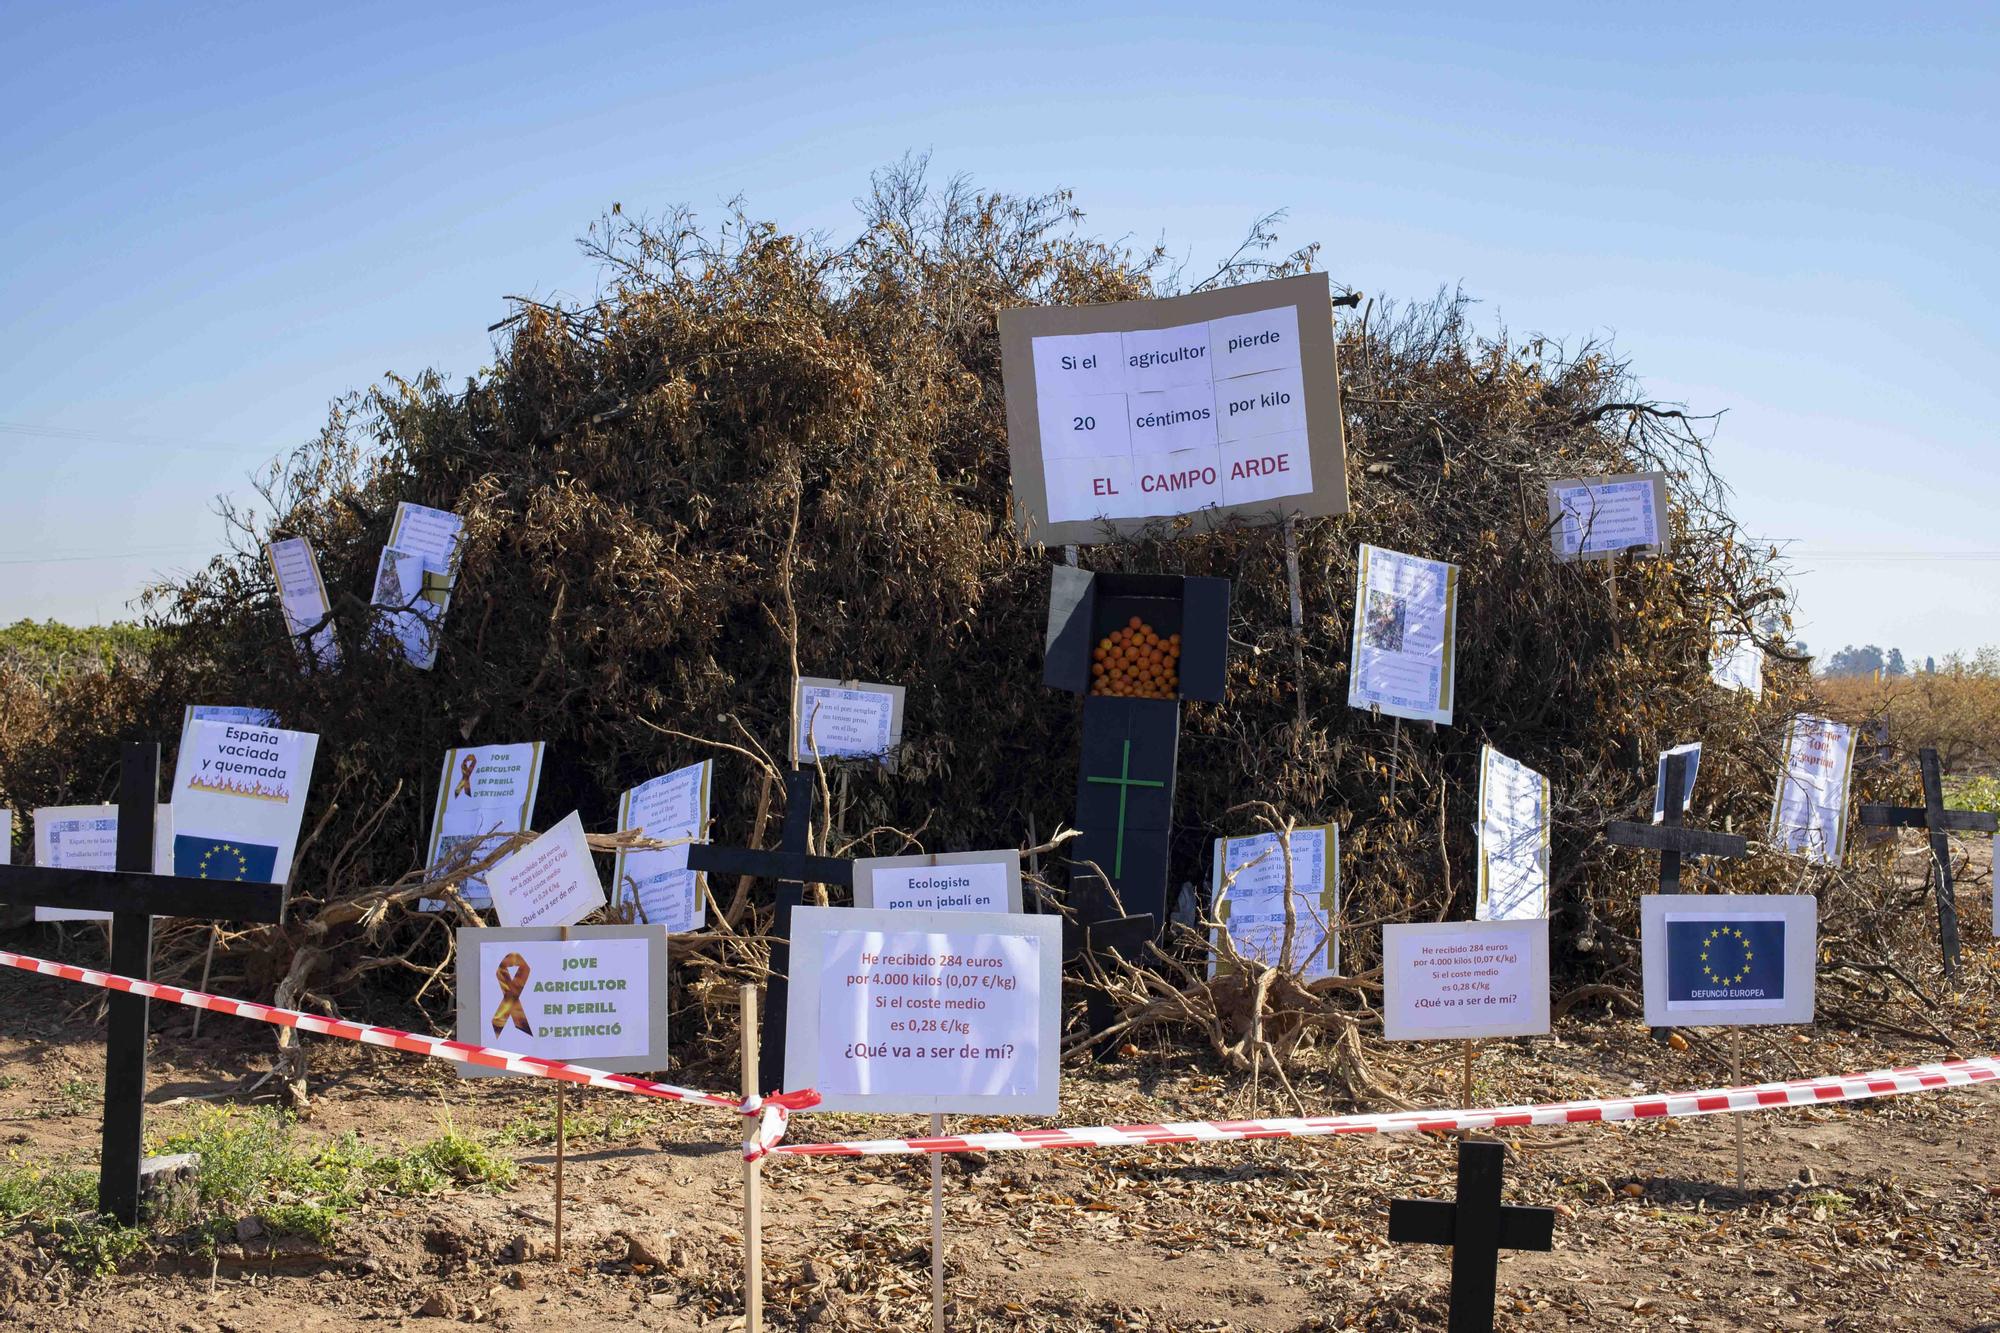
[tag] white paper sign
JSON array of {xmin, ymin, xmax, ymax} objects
[
  {"xmin": 853, "ymin": 851, "xmax": 1023, "ymax": 913},
  {"xmin": 1991, "ymin": 836, "xmax": 1999, "ymax": 939},
  {"xmin": 1210, "ymin": 825, "xmax": 1339, "ymax": 981},
  {"xmin": 1382, "ymin": 919, "xmax": 1551, "ymax": 1041},
  {"xmin": 1029, "ymin": 304, "xmax": 1315, "ymax": 525},
  {"xmin": 1652, "ymin": 742, "xmax": 1702, "ymax": 823},
  {"xmin": 1347, "ymin": 544, "xmax": 1459, "ymax": 725},
  {"xmin": 612, "ymin": 760, "xmax": 712, "ymax": 931},
  {"xmin": 784, "ymin": 906, "xmax": 1062, "ymax": 1114},
  {"xmin": 1, "ymin": 810, "xmax": 10, "ymax": 867},
  {"xmin": 455, "ymin": 925, "xmax": 668, "ymax": 1076},
  {"xmin": 794, "ymin": 678, "xmax": 905, "ymax": 766},
  {"xmin": 32, "ymin": 805, "xmax": 175, "ymax": 921},
  {"xmin": 370, "ymin": 546, "xmax": 446, "ymax": 669},
  {"xmin": 264, "ymin": 536, "xmax": 338, "ymax": 666},
  {"xmin": 170, "ymin": 721, "xmax": 319, "ymax": 890},
  {"xmin": 1709, "ymin": 631, "xmax": 1764, "ymax": 697},
  {"xmin": 1546, "ymin": 473, "xmax": 1669, "ymax": 561},
  {"xmin": 1767, "ymin": 715, "xmax": 1856, "ymax": 865},
  {"xmin": 1476, "ymin": 746, "xmax": 1551, "ymax": 921},
  {"xmin": 487, "ymin": 811, "xmax": 605, "ymax": 930},
  {"xmin": 1641, "ymin": 894, "xmax": 1816, "ymax": 1028},
  {"xmin": 424, "ymin": 741, "xmax": 545, "ymax": 909}
]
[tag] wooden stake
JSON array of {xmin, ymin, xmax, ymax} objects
[
  {"xmin": 1461, "ymin": 1039, "xmax": 1475, "ymax": 1108},
  {"xmin": 188, "ymin": 926, "xmax": 219, "ymax": 1038},
  {"xmin": 554, "ymin": 923, "xmax": 570, "ymax": 1260},
  {"xmin": 1606, "ymin": 560, "xmax": 1622, "ymax": 653},
  {"xmin": 742, "ymin": 984, "xmax": 765, "ymax": 1333},
  {"xmin": 929, "ymin": 1113, "xmax": 946, "ymax": 1333},
  {"xmin": 1731, "ymin": 1029, "xmax": 1745, "ymax": 1194},
  {"xmin": 1389, "ymin": 717, "xmax": 1402, "ymax": 806},
  {"xmin": 1283, "ymin": 515, "xmax": 1308, "ymax": 731}
]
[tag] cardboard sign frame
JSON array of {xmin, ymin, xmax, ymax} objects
[
  {"xmin": 998, "ymin": 273, "xmax": 1348, "ymax": 546},
  {"xmin": 453, "ymin": 924, "xmax": 671, "ymax": 1078},
  {"xmin": 1640, "ymin": 894, "xmax": 1816, "ymax": 1029},
  {"xmin": 783, "ymin": 906, "xmax": 1063, "ymax": 1115},
  {"xmin": 1544, "ymin": 471, "xmax": 1670, "ymax": 563}
]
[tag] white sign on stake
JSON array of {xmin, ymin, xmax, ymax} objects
[
  {"xmin": 1641, "ymin": 893, "xmax": 1816, "ymax": 1028},
  {"xmin": 794, "ymin": 677, "xmax": 906, "ymax": 769},
  {"xmin": 1209, "ymin": 825, "xmax": 1340, "ymax": 981},
  {"xmin": 612, "ymin": 760, "xmax": 712, "ymax": 931},
  {"xmin": 1768, "ymin": 714, "xmax": 1857, "ymax": 865},
  {"xmin": 784, "ymin": 906, "xmax": 1062, "ymax": 1115},
  {"xmin": 1545, "ymin": 472, "xmax": 1670, "ymax": 562},
  {"xmin": 32, "ymin": 805, "xmax": 175, "ymax": 921},
  {"xmin": 1382, "ymin": 919, "xmax": 1551, "ymax": 1041},
  {"xmin": 1347, "ymin": 544, "xmax": 1459, "ymax": 726},
  {"xmin": 487, "ymin": 812, "xmax": 605, "ymax": 930},
  {"xmin": 1991, "ymin": 836, "xmax": 1999, "ymax": 939},
  {"xmin": 170, "ymin": 720, "xmax": 319, "ymax": 889},
  {"xmin": 423, "ymin": 741, "xmax": 546, "ymax": 910},
  {"xmin": 1652, "ymin": 742, "xmax": 1702, "ymax": 823},
  {"xmin": 853, "ymin": 850, "xmax": 1023, "ymax": 913},
  {"xmin": 1475, "ymin": 745, "xmax": 1551, "ymax": 921},
  {"xmin": 1, "ymin": 810, "xmax": 10, "ymax": 867},
  {"xmin": 263, "ymin": 536, "xmax": 339, "ymax": 667},
  {"xmin": 1709, "ymin": 630, "xmax": 1764, "ymax": 697},
  {"xmin": 454, "ymin": 924, "xmax": 669, "ymax": 1076},
  {"xmin": 372, "ymin": 502, "xmax": 466, "ymax": 670}
]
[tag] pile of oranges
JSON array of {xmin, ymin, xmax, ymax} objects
[{"xmin": 1090, "ymin": 616, "xmax": 1181, "ymax": 698}]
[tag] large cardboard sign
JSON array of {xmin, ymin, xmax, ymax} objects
[
  {"xmin": 1545, "ymin": 472, "xmax": 1669, "ymax": 562},
  {"xmin": 423, "ymin": 741, "xmax": 545, "ymax": 909},
  {"xmin": 784, "ymin": 906, "xmax": 1061, "ymax": 1115},
  {"xmin": 1209, "ymin": 825, "xmax": 1339, "ymax": 981},
  {"xmin": 852, "ymin": 850, "xmax": 1023, "ymax": 913},
  {"xmin": 454, "ymin": 924, "xmax": 669, "ymax": 1077},
  {"xmin": 170, "ymin": 720, "xmax": 319, "ymax": 892},
  {"xmin": 32, "ymin": 804, "xmax": 174, "ymax": 921},
  {"xmin": 1382, "ymin": 919, "xmax": 1551, "ymax": 1041},
  {"xmin": 1475, "ymin": 746, "xmax": 1550, "ymax": 921},
  {"xmin": 998, "ymin": 273, "xmax": 1347, "ymax": 545},
  {"xmin": 487, "ymin": 812, "xmax": 605, "ymax": 930},
  {"xmin": 1347, "ymin": 544, "xmax": 1459, "ymax": 725},
  {"xmin": 1641, "ymin": 894, "xmax": 1816, "ymax": 1028},
  {"xmin": 794, "ymin": 677, "xmax": 905, "ymax": 769},
  {"xmin": 1767, "ymin": 715, "xmax": 1857, "ymax": 865},
  {"xmin": 613, "ymin": 760, "xmax": 712, "ymax": 931}
]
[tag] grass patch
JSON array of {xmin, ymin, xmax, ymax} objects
[
  {"xmin": 0, "ymin": 1107, "xmax": 518, "ymax": 1278},
  {"xmin": 497, "ymin": 1104, "xmax": 658, "ymax": 1148},
  {"xmin": 1946, "ymin": 775, "xmax": 2000, "ymax": 817}
]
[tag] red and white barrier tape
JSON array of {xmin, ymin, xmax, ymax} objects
[
  {"xmin": 768, "ymin": 1056, "xmax": 2000, "ymax": 1159},
  {"xmin": 10, "ymin": 946, "xmax": 1995, "ymax": 1167},
  {"xmin": 0, "ymin": 947, "xmax": 766, "ymax": 1114}
]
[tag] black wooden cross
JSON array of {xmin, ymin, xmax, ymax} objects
[
  {"xmin": 1389, "ymin": 1138, "xmax": 1556, "ymax": 1333},
  {"xmin": 0, "ymin": 742, "xmax": 289, "ymax": 1224},
  {"xmin": 685, "ymin": 768, "xmax": 853, "ymax": 1095},
  {"xmin": 1858, "ymin": 746, "xmax": 1997, "ymax": 980},
  {"xmin": 1605, "ymin": 750, "xmax": 1748, "ymax": 895}
]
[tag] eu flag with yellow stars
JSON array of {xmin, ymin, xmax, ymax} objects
[
  {"xmin": 1666, "ymin": 917, "xmax": 1786, "ymax": 1004},
  {"xmin": 174, "ymin": 836, "xmax": 280, "ymax": 883}
]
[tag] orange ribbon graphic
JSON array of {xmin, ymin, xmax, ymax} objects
[
  {"xmin": 490, "ymin": 952, "xmax": 534, "ymax": 1038},
  {"xmin": 454, "ymin": 754, "xmax": 478, "ymax": 797}
]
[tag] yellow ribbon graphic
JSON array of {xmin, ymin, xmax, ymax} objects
[
  {"xmin": 491, "ymin": 952, "xmax": 534, "ymax": 1038},
  {"xmin": 454, "ymin": 754, "xmax": 478, "ymax": 797}
]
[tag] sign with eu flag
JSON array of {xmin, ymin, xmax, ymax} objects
[
  {"xmin": 174, "ymin": 836, "xmax": 280, "ymax": 883},
  {"xmin": 1642, "ymin": 894, "xmax": 1815, "ymax": 1028}
]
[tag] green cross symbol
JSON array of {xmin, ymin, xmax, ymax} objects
[{"xmin": 1085, "ymin": 738, "xmax": 1166, "ymax": 878}]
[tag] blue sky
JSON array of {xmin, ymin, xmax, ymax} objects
[{"xmin": 2, "ymin": 2, "xmax": 1994, "ymax": 659}]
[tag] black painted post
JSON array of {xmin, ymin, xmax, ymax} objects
[
  {"xmin": 1657, "ymin": 752, "xmax": 1688, "ymax": 893},
  {"xmin": 1919, "ymin": 749, "xmax": 1960, "ymax": 976},
  {"xmin": 1858, "ymin": 747, "xmax": 1997, "ymax": 982},
  {"xmin": 99, "ymin": 742, "xmax": 157, "ymax": 1226},
  {"xmin": 764, "ymin": 770, "xmax": 813, "ymax": 1098},
  {"xmin": 1388, "ymin": 1138, "xmax": 1556, "ymax": 1333}
]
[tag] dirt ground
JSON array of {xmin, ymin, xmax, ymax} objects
[{"xmin": 4, "ymin": 926, "xmax": 2000, "ymax": 1331}]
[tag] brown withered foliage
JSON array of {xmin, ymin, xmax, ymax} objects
[{"xmin": 1, "ymin": 161, "xmax": 1957, "ymax": 1085}]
